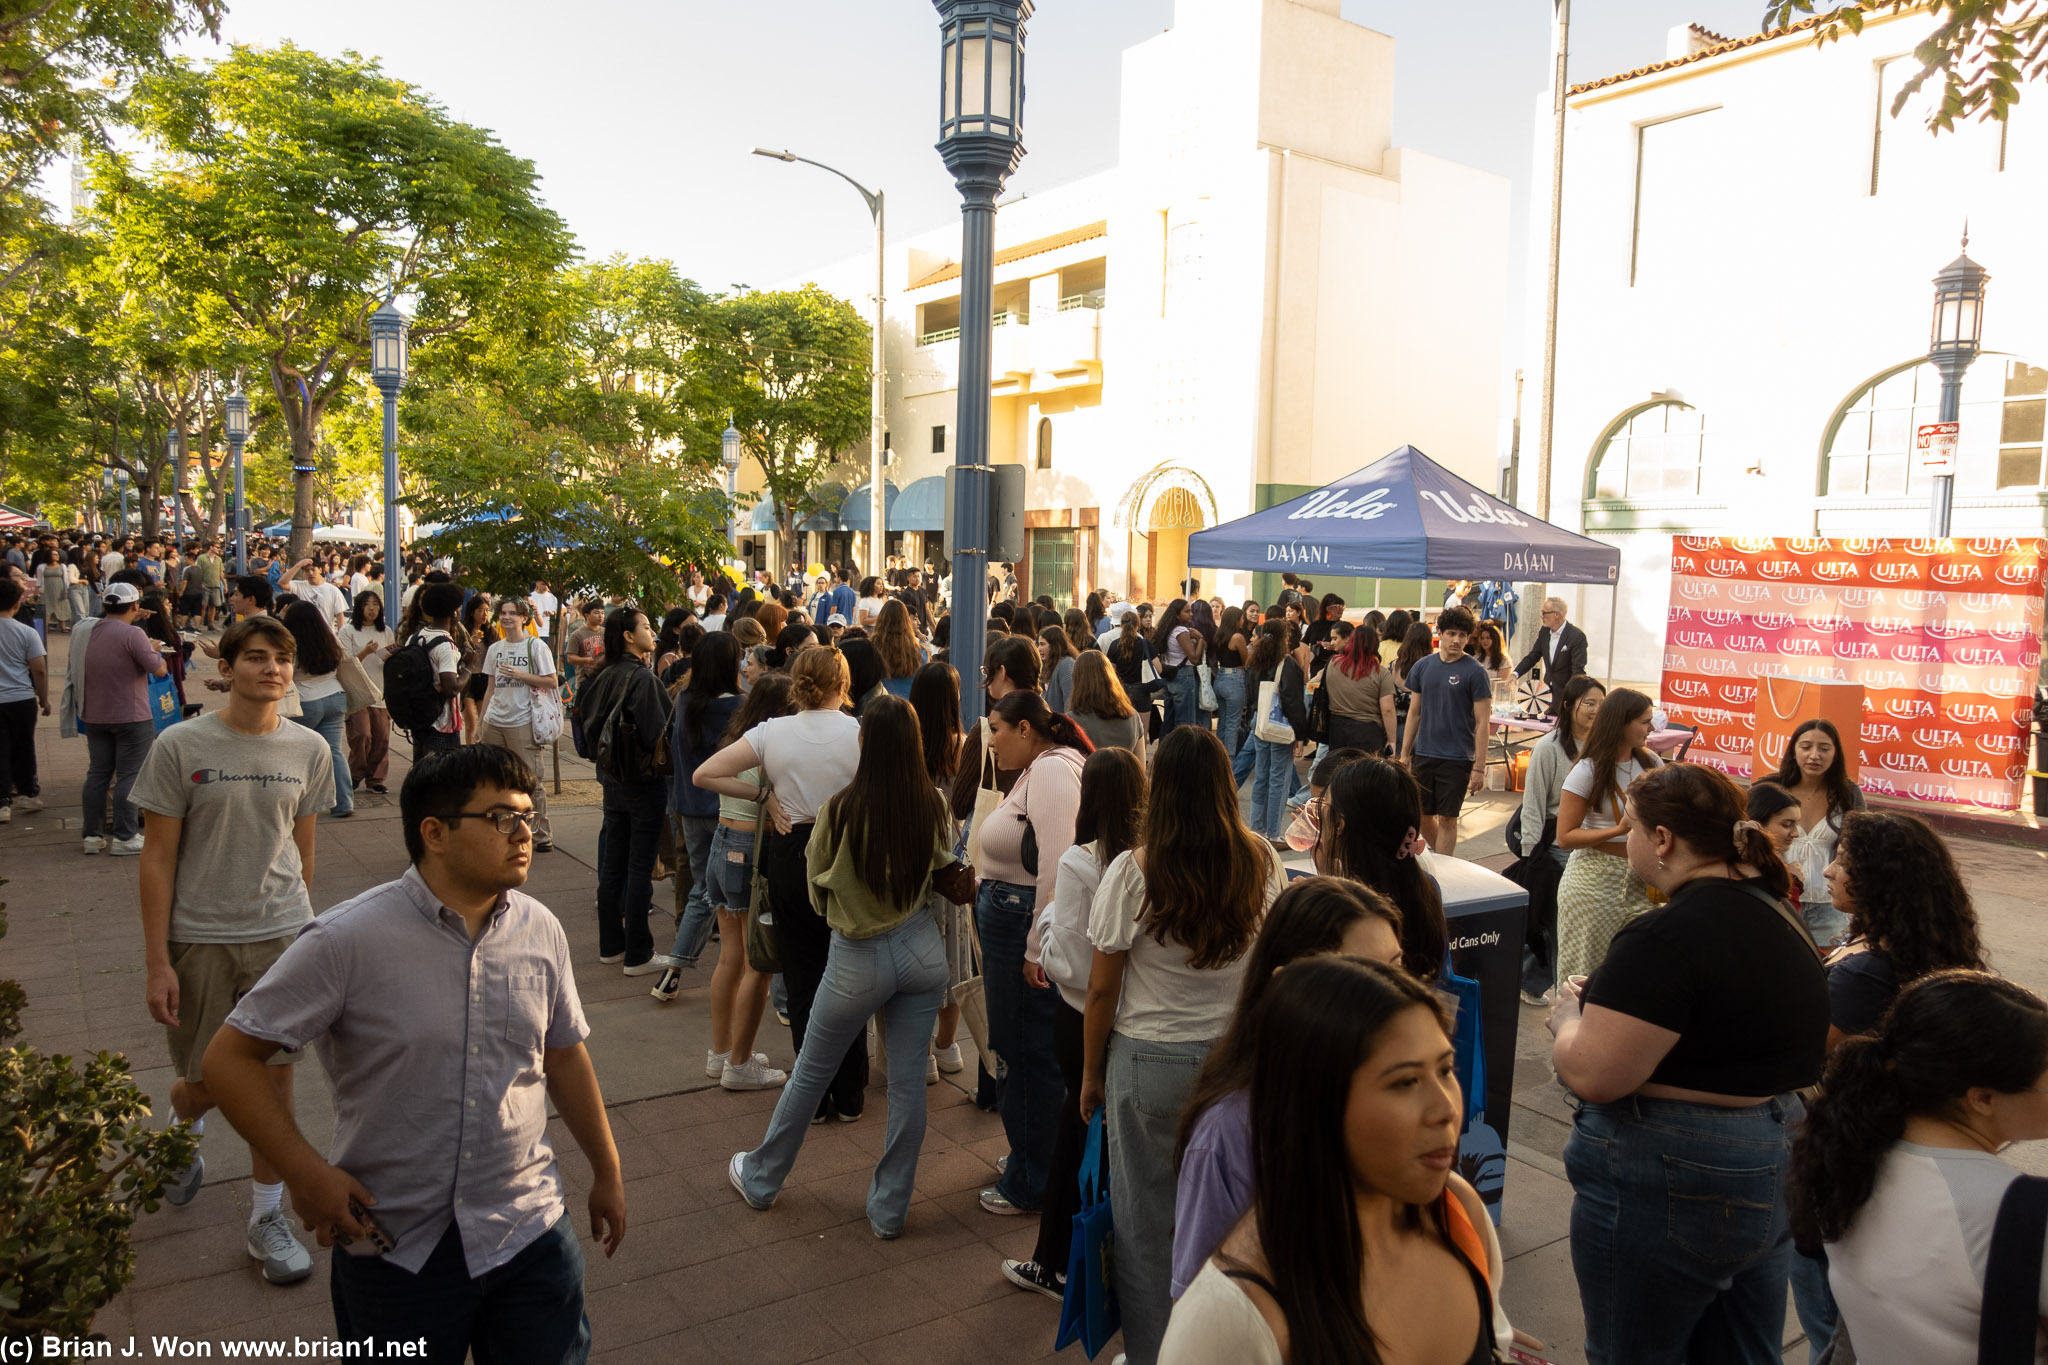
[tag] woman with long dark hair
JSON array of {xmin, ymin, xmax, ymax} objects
[
  {"xmin": 1548, "ymin": 763, "xmax": 1827, "ymax": 1364},
  {"xmin": 1105, "ymin": 605, "xmax": 1160, "ymax": 725},
  {"xmin": 1789, "ymin": 972, "xmax": 2048, "ymax": 1365},
  {"xmin": 1390, "ymin": 619, "xmax": 1435, "ymax": 754},
  {"xmin": 458, "ymin": 592, "xmax": 496, "ymax": 741},
  {"xmin": 1169, "ymin": 878, "xmax": 1403, "ymax": 1300},
  {"xmin": 1081, "ymin": 726, "xmax": 1282, "ymax": 1363},
  {"xmin": 1062, "ymin": 606, "xmax": 1094, "ymax": 657},
  {"xmin": 1315, "ymin": 756, "xmax": 1450, "ymax": 982},
  {"xmin": 652, "ymin": 633, "xmax": 745, "ymax": 1010},
  {"xmin": 911, "ymin": 661, "xmax": 969, "ymax": 1077},
  {"xmin": 1301, "ymin": 592, "xmax": 1345, "ymax": 665},
  {"xmin": 1378, "ymin": 609, "xmax": 1412, "ymax": 669},
  {"xmin": 1774, "ymin": 717, "xmax": 1867, "ymax": 947},
  {"xmin": 1516, "ymin": 676, "xmax": 1605, "ymax": 859},
  {"xmin": 280, "ymin": 600, "xmax": 352, "ymax": 818},
  {"xmin": 870, "ymin": 597, "xmax": 922, "ymax": 698},
  {"xmin": 1159, "ymin": 957, "xmax": 1498, "ymax": 1365},
  {"xmin": 1000, "ymin": 745, "xmax": 1148, "ymax": 1301},
  {"xmin": 578, "ymin": 607, "xmax": 673, "ymax": 974},
  {"xmin": 338, "ymin": 588, "xmax": 393, "ymax": 794},
  {"xmin": 696, "ymin": 647, "xmax": 866, "ymax": 1120},
  {"xmin": 1066, "ymin": 649, "xmax": 1146, "ymax": 773},
  {"xmin": 727, "ymin": 695, "xmax": 971, "ymax": 1237},
  {"xmin": 1038, "ymin": 624, "xmax": 1077, "ymax": 713},
  {"xmin": 1153, "ymin": 596, "xmax": 1203, "ymax": 731},
  {"xmin": 1322, "ymin": 621, "xmax": 1395, "ymax": 755},
  {"xmin": 1553, "ymin": 687, "xmax": 1662, "ymax": 984},
  {"xmin": 974, "ymin": 688, "xmax": 1094, "ymax": 1216},
  {"xmin": 1241, "ymin": 619, "xmax": 1310, "ymax": 843},
  {"xmin": 1210, "ymin": 605, "xmax": 1251, "ymax": 759},
  {"xmin": 1467, "ymin": 618, "xmax": 1511, "ymax": 683}
]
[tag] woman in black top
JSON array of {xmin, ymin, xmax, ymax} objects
[
  {"xmin": 1210, "ymin": 606, "xmax": 1250, "ymax": 760},
  {"xmin": 578, "ymin": 608, "xmax": 674, "ymax": 973},
  {"xmin": 1547, "ymin": 762, "xmax": 1826, "ymax": 1365}
]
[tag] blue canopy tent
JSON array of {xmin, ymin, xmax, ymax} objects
[{"xmin": 1187, "ymin": 445, "xmax": 1618, "ymax": 585}]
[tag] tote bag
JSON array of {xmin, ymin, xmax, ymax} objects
[
  {"xmin": 337, "ymin": 652, "xmax": 380, "ymax": 715},
  {"xmin": 1056, "ymin": 1109, "xmax": 1121, "ymax": 1359},
  {"xmin": 147, "ymin": 673, "xmax": 182, "ymax": 733},
  {"xmin": 744, "ymin": 778, "xmax": 782, "ymax": 975},
  {"xmin": 1253, "ymin": 678, "xmax": 1294, "ymax": 743},
  {"xmin": 965, "ymin": 717, "xmax": 1004, "ymax": 867},
  {"xmin": 529, "ymin": 683, "xmax": 564, "ymax": 746}
]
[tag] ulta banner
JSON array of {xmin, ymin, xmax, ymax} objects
[{"xmin": 1660, "ymin": 536, "xmax": 2044, "ymax": 810}]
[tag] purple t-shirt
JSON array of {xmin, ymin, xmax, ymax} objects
[
  {"xmin": 1172, "ymin": 1088, "xmax": 1253, "ymax": 1299},
  {"xmin": 81, "ymin": 618, "xmax": 167, "ymax": 724}
]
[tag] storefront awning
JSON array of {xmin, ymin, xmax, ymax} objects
[
  {"xmin": 839, "ymin": 481, "xmax": 900, "ymax": 531},
  {"xmin": 892, "ymin": 476, "xmax": 947, "ymax": 532}
]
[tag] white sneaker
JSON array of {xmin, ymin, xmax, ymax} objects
[
  {"xmin": 81, "ymin": 836, "xmax": 104, "ymax": 855},
  {"xmin": 933, "ymin": 1042, "xmax": 964, "ymax": 1074},
  {"xmin": 926, "ymin": 1052, "xmax": 940, "ymax": 1085},
  {"xmin": 14, "ymin": 796, "xmax": 40, "ymax": 813},
  {"xmin": 246, "ymin": 1208, "xmax": 313, "ymax": 1285},
  {"xmin": 0, "ymin": 805, "xmax": 10, "ymax": 823},
  {"xmin": 721, "ymin": 1056, "xmax": 788, "ymax": 1091},
  {"xmin": 705, "ymin": 1048, "xmax": 729, "ymax": 1079},
  {"xmin": 110, "ymin": 835, "xmax": 145, "ymax": 856}
]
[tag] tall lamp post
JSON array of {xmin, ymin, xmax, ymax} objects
[
  {"xmin": 1927, "ymin": 234, "xmax": 1988, "ymax": 538},
  {"xmin": 169, "ymin": 430, "xmax": 184, "ymax": 547},
  {"xmin": 225, "ymin": 385, "xmax": 250, "ymax": 575},
  {"xmin": 751, "ymin": 146, "xmax": 888, "ymax": 578},
  {"xmin": 105, "ymin": 468, "xmax": 131, "ymax": 538},
  {"xmin": 369, "ymin": 298, "xmax": 410, "ymax": 629},
  {"xmin": 934, "ymin": 0, "xmax": 1029, "ymax": 728},
  {"xmin": 722, "ymin": 417, "xmax": 745, "ymax": 576}
]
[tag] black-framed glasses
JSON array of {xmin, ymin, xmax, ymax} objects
[{"xmin": 441, "ymin": 808, "xmax": 536, "ymax": 835}]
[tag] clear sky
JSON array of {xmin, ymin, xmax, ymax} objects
[{"xmin": 173, "ymin": 0, "xmax": 1777, "ymax": 428}]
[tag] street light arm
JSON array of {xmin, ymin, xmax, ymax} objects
[{"xmin": 751, "ymin": 147, "xmax": 881, "ymax": 220}]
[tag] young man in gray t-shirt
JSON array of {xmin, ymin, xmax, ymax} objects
[{"xmin": 133, "ymin": 615, "xmax": 333, "ymax": 1286}]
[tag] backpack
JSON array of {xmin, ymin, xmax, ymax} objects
[
  {"xmin": 589, "ymin": 673, "xmax": 654, "ymax": 782},
  {"xmin": 384, "ymin": 630, "xmax": 447, "ymax": 734}
]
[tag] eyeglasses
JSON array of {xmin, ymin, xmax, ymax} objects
[{"xmin": 441, "ymin": 808, "xmax": 536, "ymax": 835}]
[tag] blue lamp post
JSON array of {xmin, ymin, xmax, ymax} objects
[
  {"xmin": 225, "ymin": 385, "xmax": 249, "ymax": 575},
  {"xmin": 934, "ymin": 0, "xmax": 1029, "ymax": 727},
  {"xmin": 722, "ymin": 417, "xmax": 744, "ymax": 576},
  {"xmin": 369, "ymin": 298, "xmax": 410, "ymax": 628},
  {"xmin": 105, "ymin": 467, "xmax": 132, "ymax": 538},
  {"xmin": 1926, "ymin": 235, "xmax": 1988, "ymax": 538}
]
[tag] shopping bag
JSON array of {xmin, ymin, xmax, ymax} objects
[
  {"xmin": 1056, "ymin": 1109, "xmax": 1120, "ymax": 1358},
  {"xmin": 529, "ymin": 684, "xmax": 564, "ymax": 746},
  {"xmin": 1444, "ymin": 969, "xmax": 1507, "ymax": 1219},
  {"xmin": 1197, "ymin": 662, "xmax": 1219, "ymax": 713},
  {"xmin": 1751, "ymin": 672, "xmax": 1864, "ymax": 783},
  {"xmin": 955, "ymin": 900, "xmax": 998, "ymax": 1071},
  {"xmin": 744, "ymin": 779, "xmax": 781, "ymax": 974},
  {"xmin": 1254, "ymin": 679, "xmax": 1293, "ymax": 743},
  {"xmin": 147, "ymin": 673, "xmax": 181, "ymax": 733},
  {"xmin": 337, "ymin": 652, "xmax": 380, "ymax": 715},
  {"xmin": 965, "ymin": 717, "xmax": 1003, "ymax": 868}
]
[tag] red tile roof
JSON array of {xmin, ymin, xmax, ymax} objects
[
  {"xmin": 908, "ymin": 220, "xmax": 1109, "ymax": 290},
  {"xmin": 1568, "ymin": 15, "xmax": 1823, "ymax": 96}
]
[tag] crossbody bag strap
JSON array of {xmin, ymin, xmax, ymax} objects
[
  {"xmin": 1732, "ymin": 880, "xmax": 1817, "ymax": 952},
  {"xmin": 750, "ymin": 777, "xmax": 772, "ymax": 865},
  {"xmin": 1980, "ymin": 1175, "xmax": 2048, "ymax": 1365}
]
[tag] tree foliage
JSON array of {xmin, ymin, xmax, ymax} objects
[{"xmin": 1767, "ymin": 1, "xmax": 2048, "ymax": 129}]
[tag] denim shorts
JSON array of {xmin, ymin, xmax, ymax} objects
[{"xmin": 709, "ymin": 822, "xmax": 755, "ymax": 913}]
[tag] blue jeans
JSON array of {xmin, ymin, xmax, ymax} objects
[
  {"xmin": 1212, "ymin": 667, "xmax": 1246, "ymax": 758},
  {"xmin": 82, "ymin": 719, "xmax": 155, "ymax": 839},
  {"xmin": 707, "ymin": 821, "xmax": 753, "ymax": 910},
  {"xmin": 1566, "ymin": 1094, "xmax": 1800, "ymax": 1365},
  {"xmin": 739, "ymin": 913, "xmax": 947, "ymax": 1233},
  {"xmin": 976, "ymin": 879, "xmax": 1062, "ymax": 1209},
  {"xmin": 1167, "ymin": 667, "xmax": 1201, "ymax": 732},
  {"xmin": 596, "ymin": 773, "xmax": 666, "ymax": 967},
  {"xmin": 664, "ymin": 814, "xmax": 718, "ymax": 966},
  {"xmin": 1788, "ymin": 1246, "xmax": 1835, "ymax": 1363},
  {"xmin": 329, "ymin": 1215, "xmax": 589, "ymax": 1365},
  {"xmin": 1106, "ymin": 1032, "xmax": 1213, "ymax": 1365},
  {"xmin": 1249, "ymin": 736, "xmax": 1294, "ymax": 838},
  {"xmin": 292, "ymin": 690, "xmax": 352, "ymax": 816}
]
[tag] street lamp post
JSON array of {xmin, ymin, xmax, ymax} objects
[
  {"xmin": 934, "ymin": 0, "xmax": 1029, "ymax": 729},
  {"xmin": 369, "ymin": 299, "xmax": 410, "ymax": 630},
  {"xmin": 109, "ymin": 468, "xmax": 131, "ymax": 538},
  {"xmin": 722, "ymin": 418, "xmax": 745, "ymax": 577},
  {"xmin": 225, "ymin": 385, "xmax": 250, "ymax": 575},
  {"xmin": 1927, "ymin": 234, "xmax": 1988, "ymax": 538},
  {"xmin": 170, "ymin": 430, "xmax": 184, "ymax": 547},
  {"xmin": 751, "ymin": 146, "xmax": 888, "ymax": 579}
]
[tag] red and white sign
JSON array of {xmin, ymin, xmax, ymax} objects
[{"xmin": 1917, "ymin": 422, "xmax": 1959, "ymax": 474}]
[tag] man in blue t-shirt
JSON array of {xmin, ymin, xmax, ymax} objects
[
  {"xmin": 1399, "ymin": 605, "xmax": 1493, "ymax": 856},
  {"xmin": 828, "ymin": 567, "xmax": 857, "ymax": 625}
]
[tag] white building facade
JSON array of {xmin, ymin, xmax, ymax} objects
[
  {"xmin": 764, "ymin": 0, "xmax": 1509, "ymax": 610},
  {"xmin": 1530, "ymin": 15, "xmax": 2048, "ymax": 684}
]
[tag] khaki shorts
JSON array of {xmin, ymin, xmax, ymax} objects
[{"xmin": 165, "ymin": 935, "xmax": 300, "ymax": 1083}]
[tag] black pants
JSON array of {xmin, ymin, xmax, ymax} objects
[
  {"xmin": 0, "ymin": 697, "xmax": 38, "ymax": 803},
  {"xmin": 329, "ymin": 1216, "xmax": 588, "ymax": 1365},
  {"xmin": 411, "ymin": 725, "xmax": 462, "ymax": 757},
  {"xmin": 1030, "ymin": 995, "xmax": 1087, "ymax": 1271},
  {"xmin": 762, "ymin": 823, "xmax": 868, "ymax": 1116}
]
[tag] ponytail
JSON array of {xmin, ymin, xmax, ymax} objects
[
  {"xmin": 1627, "ymin": 763, "xmax": 1793, "ymax": 901},
  {"xmin": 990, "ymin": 689, "xmax": 1095, "ymax": 756}
]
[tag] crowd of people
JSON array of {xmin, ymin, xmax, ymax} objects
[{"xmin": 5, "ymin": 524, "xmax": 2041, "ymax": 1365}]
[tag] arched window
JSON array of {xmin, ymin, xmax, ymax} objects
[
  {"xmin": 1035, "ymin": 416, "xmax": 1052, "ymax": 470},
  {"xmin": 1586, "ymin": 400, "xmax": 1706, "ymax": 501},
  {"xmin": 1823, "ymin": 356, "xmax": 2048, "ymax": 496}
]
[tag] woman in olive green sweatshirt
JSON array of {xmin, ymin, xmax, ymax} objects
[{"xmin": 726, "ymin": 693, "xmax": 970, "ymax": 1238}]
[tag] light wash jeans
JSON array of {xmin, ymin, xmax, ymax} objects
[
  {"xmin": 664, "ymin": 814, "xmax": 718, "ymax": 966},
  {"xmin": 737, "ymin": 911, "xmax": 948, "ymax": 1235},
  {"xmin": 1248, "ymin": 735, "xmax": 1293, "ymax": 838},
  {"xmin": 1105, "ymin": 1032, "xmax": 1214, "ymax": 1365},
  {"xmin": 1212, "ymin": 667, "xmax": 1247, "ymax": 759},
  {"xmin": 1167, "ymin": 667, "xmax": 1201, "ymax": 732},
  {"xmin": 1565, "ymin": 1093, "xmax": 1800, "ymax": 1365},
  {"xmin": 292, "ymin": 690, "xmax": 352, "ymax": 816}
]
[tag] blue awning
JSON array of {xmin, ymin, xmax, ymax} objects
[
  {"xmin": 799, "ymin": 482, "xmax": 849, "ymax": 532},
  {"xmin": 1187, "ymin": 445, "xmax": 1621, "ymax": 585},
  {"xmin": 747, "ymin": 495, "xmax": 780, "ymax": 532},
  {"xmin": 893, "ymin": 475, "xmax": 947, "ymax": 532},
  {"xmin": 838, "ymin": 481, "xmax": 900, "ymax": 531}
]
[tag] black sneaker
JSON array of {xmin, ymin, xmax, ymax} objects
[
  {"xmin": 1001, "ymin": 1259, "xmax": 1066, "ymax": 1302},
  {"xmin": 649, "ymin": 967, "xmax": 683, "ymax": 1002}
]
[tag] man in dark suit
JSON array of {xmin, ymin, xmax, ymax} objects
[{"xmin": 1514, "ymin": 597, "xmax": 1589, "ymax": 715}]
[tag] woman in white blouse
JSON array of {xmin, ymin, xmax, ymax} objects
[{"xmin": 1080, "ymin": 726, "xmax": 1283, "ymax": 1365}]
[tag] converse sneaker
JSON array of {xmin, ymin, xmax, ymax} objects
[
  {"xmin": 246, "ymin": 1208, "xmax": 313, "ymax": 1285},
  {"xmin": 163, "ymin": 1152, "xmax": 204, "ymax": 1206},
  {"xmin": 650, "ymin": 967, "xmax": 684, "ymax": 1002},
  {"xmin": 1002, "ymin": 1258, "xmax": 1067, "ymax": 1301},
  {"xmin": 597, "ymin": 951, "xmax": 626, "ymax": 965},
  {"xmin": 14, "ymin": 796, "xmax": 41, "ymax": 814},
  {"xmin": 721, "ymin": 1055, "xmax": 788, "ymax": 1091},
  {"xmin": 110, "ymin": 834, "xmax": 146, "ymax": 856},
  {"xmin": 81, "ymin": 835, "xmax": 104, "ymax": 855}
]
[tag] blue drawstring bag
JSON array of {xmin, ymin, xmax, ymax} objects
[
  {"xmin": 1056, "ymin": 1109, "xmax": 1121, "ymax": 1358},
  {"xmin": 147, "ymin": 673, "xmax": 182, "ymax": 733}
]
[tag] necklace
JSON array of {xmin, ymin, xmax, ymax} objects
[{"xmin": 1936, "ymin": 1117, "xmax": 2003, "ymax": 1155}]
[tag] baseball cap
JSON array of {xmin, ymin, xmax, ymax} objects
[
  {"xmin": 103, "ymin": 582, "xmax": 141, "ymax": 606},
  {"xmin": 827, "ymin": 613, "xmax": 848, "ymax": 627}
]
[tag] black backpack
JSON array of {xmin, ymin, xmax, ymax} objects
[{"xmin": 384, "ymin": 630, "xmax": 447, "ymax": 734}]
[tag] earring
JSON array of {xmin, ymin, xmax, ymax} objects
[{"xmin": 1657, "ymin": 858, "xmax": 1666, "ymax": 870}]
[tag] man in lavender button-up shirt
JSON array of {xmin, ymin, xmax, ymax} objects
[{"xmin": 206, "ymin": 745, "xmax": 626, "ymax": 1365}]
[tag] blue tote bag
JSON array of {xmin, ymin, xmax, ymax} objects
[
  {"xmin": 147, "ymin": 673, "xmax": 182, "ymax": 733},
  {"xmin": 1056, "ymin": 1109, "xmax": 1121, "ymax": 1358}
]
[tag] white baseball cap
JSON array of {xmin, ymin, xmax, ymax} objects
[{"xmin": 103, "ymin": 582, "xmax": 141, "ymax": 606}]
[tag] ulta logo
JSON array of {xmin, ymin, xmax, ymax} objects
[
  {"xmin": 1834, "ymin": 640, "xmax": 1879, "ymax": 660},
  {"xmin": 1967, "ymin": 537, "xmax": 2023, "ymax": 555},
  {"xmin": 1906, "ymin": 539, "xmax": 1951, "ymax": 555},
  {"xmin": 1899, "ymin": 590, "xmax": 1947, "ymax": 610},
  {"xmin": 1703, "ymin": 609, "xmax": 1742, "ymax": 626},
  {"xmin": 1839, "ymin": 538, "xmax": 1889, "ymax": 555},
  {"xmin": 1932, "ymin": 562, "xmax": 1983, "ymax": 584},
  {"xmin": 1729, "ymin": 583, "xmax": 1771, "ymax": 603},
  {"xmin": 1872, "ymin": 561, "xmax": 1919, "ymax": 583},
  {"xmin": 1926, "ymin": 619, "xmax": 1971, "ymax": 640},
  {"xmin": 1947, "ymin": 701, "xmax": 2000, "ymax": 725},
  {"xmin": 1806, "ymin": 614, "xmax": 1850, "ymax": 634},
  {"xmin": 1719, "ymin": 683, "xmax": 1757, "ymax": 705},
  {"xmin": 1890, "ymin": 751, "xmax": 1932, "ymax": 773},
  {"xmin": 1731, "ymin": 537, "xmax": 1779, "ymax": 553},
  {"xmin": 1667, "ymin": 678, "xmax": 1709, "ymax": 698},
  {"xmin": 1786, "ymin": 538, "xmax": 1831, "ymax": 554},
  {"xmin": 1755, "ymin": 560, "xmax": 1802, "ymax": 580},
  {"xmin": 1862, "ymin": 722, "xmax": 1902, "ymax": 744},
  {"xmin": 1860, "ymin": 774, "xmax": 1898, "ymax": 795},
  {"xmin": 1782, "ymin": 585, "xmax": 1826, "ymax": 606},
  {"xmin": 1941, "ymin": 758, "xmax": 1997, "ymax": 779},
  {"xmin": 1912, "ymin": 728, "xmax": 1966, "ymax": 750},
  {"xmin": 1997, "ymin": 563, "xmax": 2042, "ymax": 588},
  {"xmin": 1755, "ymin": 611, "xmax": 1797, "ymax": 630},
  {"xmin": 1886, "ymin": 697, "xmax": 1935, "ymax": 719},
  {"xmin": 1779, "ymin": 638, "xmax": 1823, "ymax": 656},
  {"xmin": 1705, "ymin": 558, "xmax": 1745, "ymax": 578},
  {"xmin": 1812, "ymin": 561, "xmax": 1858, "ymax": 582},
  {"xmin": 1675, "ymin": 631, "xmax": 1717, "ymax": 648},
  {"xmin": 1987, "ymin": 676, "xmax": 2031, "ymax": 697},
  {"xmin": 1678, "ymin": 536, "xmax": 1717, "ymax": 552},
  {"xmin": 1976, "ymin": 733, "xmax": 2024, "ymax": 755},
  {"xmin": 1838, "ymin": 588, "xmax": 1882, "ymax": 608},
  {"xmin": 1678, "ymin": 580, "xmax": 1716, "ymax": 601},
  {"xmin": 1953, "ymin": 646, "xmax": 2008, "ymax": 668},
  {"xmin": 1918, "ymin": 672, "xmax": 1971, "ymax": 692}
]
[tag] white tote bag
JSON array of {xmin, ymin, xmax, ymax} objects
[
  {"xmin": 965, "ymin": 717, "xmax": 1004, "ymax": 867},
  {"xmin": 1197, "ymin": 662, "xmax": 1219, "ymax": 713},
  {"xmin": 1254, "ymin": 678, "xmax": 1295, "ymax": 743}
]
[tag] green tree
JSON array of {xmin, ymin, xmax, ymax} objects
[
  {"xmin": 1767, "ymin": 1, "xmax": 2048, "ymax": 128},
  {"xmin": 709, "ymin": 285, "xmax": 872, "ymax": 551},
  {"xmin": 100, "ymin": 43, "xmax": 574, "ymax": 562}
]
